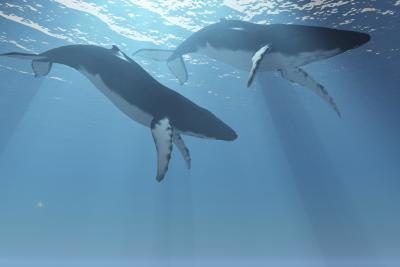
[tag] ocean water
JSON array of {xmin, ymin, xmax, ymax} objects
[{"xmin": 0, "ymin": 1, "xmax": 399, "ymax": 267}]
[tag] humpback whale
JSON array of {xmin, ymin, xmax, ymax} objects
[
  {"xmin": 134, "ymin": 19, "xmax": 371, "ymax": 117},
  {"xmin": 0, "ymin": 45, "xmax": 237, "ymax": 182}
]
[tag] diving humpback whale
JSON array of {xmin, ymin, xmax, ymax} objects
[
  {"xmin": 134, "ymin": 19, "xmax": 371, "ymax": 117},
  {"xmin": 0, "ymin": 44, "xmax": 237, "ymax": 182}
]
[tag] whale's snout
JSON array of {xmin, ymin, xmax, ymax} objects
[
  {"xmin": 339, "ymin": 30, "xmax": 371, "ymax": 51},
  {"xmin": 356, "ymin": 32, "xmax": 371, "ymax": 47},
  {"xmin": 221, "ymin": 126, "xmax": 238, "ymax": 141},
  {"xmin": 213, "ymin": 121, "xmax": 238, "ymax": 141}
]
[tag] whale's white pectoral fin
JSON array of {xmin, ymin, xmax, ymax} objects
[
  {"xmin": 247, "ymin": 44, "xmax": 271, "ymax": 88},
  {"xmin": 151, "ymin": 117, "xmax": 174, "ymax": 182},
  {"xmin": 280, "ymin": 67, "xmax": 341, "ymax": 117},
  {"xmin": 132, "ymin": 49, "xmax": 174, "ymax": 61},
  {"xmin": 173, "ymin": 133, "xmax": 191, "ymax": 169},
  {"xmin": 167, "ymin": 56, "xmax": 188, "ymax": 85},
  {"xmin": 32, "ymin": 60, "xmax": 52, "ymax": 77}
]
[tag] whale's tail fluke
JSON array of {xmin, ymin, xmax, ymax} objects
[
  {"xmin": 133, "ymin": 49, "xmax": 174, "ymax": 61},
  {"xmin": 133, "ymin": 49, "xmax": 188, "ymax": 85},
  {"xmin": 0, "ymin": 52, "xmax": 51, "ymax": 77}
]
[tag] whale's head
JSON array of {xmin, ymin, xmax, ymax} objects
[
  {"xmin": 336, "ymin": 30, "xmax": 371, "ymax": 51},
  {"xmin": 197, "ymin": 115, "xmax": 238, "ymax": 141},
  {"xmin": 214, "ymin": 122, "xmax": 238, "ymax": 141},
  {"xmin": 195, "ymin": 123, "xmax": 237, "ymax": 141},
  {"xmin": 178, "ymin": 108, "xmax": 238, "ymax": 142},
  {"xmin": 357, "ymin": 32, "xmax": 371, "ymax": 46}
]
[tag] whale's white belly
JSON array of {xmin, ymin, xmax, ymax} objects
[
  {"xmin": 197, "ymin": 43, "xmax": 341, "ymax": 71},
  {"xmin": 79, "ymin": 68, "xmax": 153, "ymax": 127}
]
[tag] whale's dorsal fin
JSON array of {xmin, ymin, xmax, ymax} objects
[
  {"xmin": 110, "ymin": 45, "xmax": 138, "ymax": 65},
  {"xmin": 279, "ymin": 67, "xmax": 341, "ymax": 117},
  {"xmin": 173, "ymin": 133, "xmax": 191, "ymax": 169},
  {"xmin": 111, "ymin": 45, "xmax": 120, "ymax": 51},
  {"xmin": 151, "ymin": 117, "xmax": 174, "ymax": 182},
  {"xmin": 247, "ymin": 44, "xmax": 271, "ymax": 87}
]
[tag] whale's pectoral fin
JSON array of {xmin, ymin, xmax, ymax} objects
[
  {"xmin": 280, "ymin": 67, "xmax": 341, "ymax": 117},
  {"xmin": 32, "ymin": 60, "xmax": 52, "ymax": 77},
  {"xmin": 173, "ymin": 133, "xmax": 191, "ymax": 169},
  {"xmin": 133, "ymin": 49, "xmax": 174, "ymax": 61},
  {"xmin": 151, "ymin": 117, "xmax": 174, "ymax": 182},
  {"xmin": 247, "ymin": 44, "xmax": 271, "ymax": 88}
]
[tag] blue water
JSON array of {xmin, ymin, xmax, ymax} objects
[{"xmin": 0, "ymin": 1, "xmax": 399, "ymax": 266}]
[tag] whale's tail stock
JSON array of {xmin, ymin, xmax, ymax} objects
[
  {"xmin": 133, "ymin": 48, "xmax": 188, "ymax": 85},
  {"xmin": 0, "ymin": 51, "xmax": 52, "ymax": 77}
]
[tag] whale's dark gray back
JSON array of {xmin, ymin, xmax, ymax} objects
[
  {"xmin": 173, "ymin": 20, "xmax": 370, "ymax": 57},
  {"xmin": 43, "ymin": 45, "xmax": 156, "ymax": 82}
]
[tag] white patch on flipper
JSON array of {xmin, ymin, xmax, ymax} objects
[
  {"xmin": 173, "ymin": 133, "xmax": 191, "ymax": 169},
  {"xmin": 151, "ymin": 118, "xmax": 174, "ymax": 182},
  {"xmin": 79, "ymin": 68, "xmax": 153, "ymax": 126},
  {"xmin": 280, "ymin": 67, "xmax": 341, "ymax": 117},
  {"xmin": 167, "ymin": 56, "xmax": 188, "ymax": 85},
  {"xmin": 247, "ymin": 44, "xmax": 271, "ymax": 87},
  {"xmin": 32, "ymin": 60, "xmax": 52, "ymax": 77}
]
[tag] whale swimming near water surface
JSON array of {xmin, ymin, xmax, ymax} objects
[
  {"xmin": 0, "ymin": 45, "xmax": 237, "ymax": 182},
  {"xmin": 134, "ymin": 19, "xmax": 371, "ymax": 117}
]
